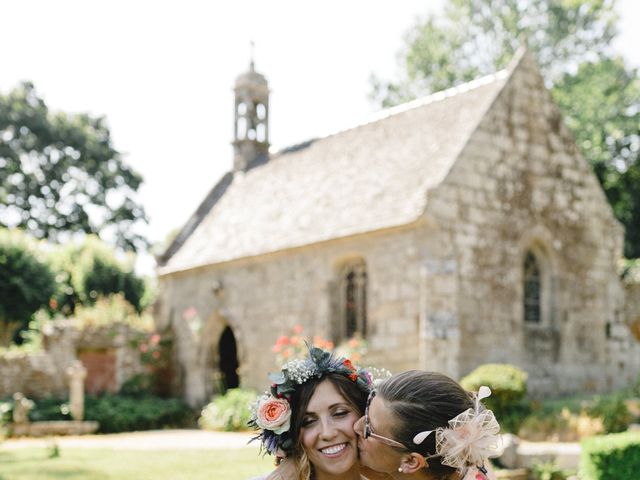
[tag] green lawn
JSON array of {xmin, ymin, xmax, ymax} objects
[{"xmin": 0, "ymin": 447, "xmax": 274, "ymax": 480}]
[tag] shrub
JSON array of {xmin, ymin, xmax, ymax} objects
[
  {"xmin": 29, "ymin": 394, "xmax": 195, "ymax": 433},
  {"xmin": 199, "ymin": 388, "xmax": 256, "ymax": 432},
  {"xmin": 48, "ymin": 236, "xmax": 146, "ymax": 315},
  {"xmin": 0, "ymin": 400, "xmax": 11, "ymax": 439},
  {"xmin": 85, "ymin": 394, "xmax": 196, "ymax": 433},
  {"xmin": 120, "ymin": 330, "xmax": 174, "ymax": 398},
  {"xmin": 587, "ymin": 394, "xmax": 633, "ymax": 434},
  {"xmin": 71, "ymin": 293, "xmax": 152, "ymax": 331},
  {"xmin": 581, "ymin": 431, "xmax": 640, "ymax": 479},
  {"xmin": 518, "ymin": 406, "xmax": 603, "ymax": 441},
  {"xmin": 460, "ymin": 363, "xmax": 529, "ymax": 432},
  {"xmin": 531, "ymin": 461, "xmax": 575, "ymax": 480},
  {"xmin": 29, "ymin": 396, "xmax": 71, "ymax": 421},
  {"xmin": 0, "ymin": 229, "xmax": 55, "ymax": 346}
]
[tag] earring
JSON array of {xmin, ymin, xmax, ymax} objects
[{"xmin": 398, "ymin": 466, "xmax": 404, "ymax": 473}]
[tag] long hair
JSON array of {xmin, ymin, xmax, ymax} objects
[
  {"xmin": 287, "ymin": 373, "xmax": 368, "ymax": 480},
  {"xmin": 377, "ymin": 370, "xmax": 474, "ymax": 479}
]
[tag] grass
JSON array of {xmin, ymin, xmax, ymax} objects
[{"xmin": 0, "ymin": 447, "xmax": 274, "ymax": 480}]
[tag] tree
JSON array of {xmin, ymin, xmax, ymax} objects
[
  {"xmin": 372, "ymin": 0, "xmax": 618, "ymax": 106},
  {"xmin": 0, "ymin": 82, "xmax": 148, "ymax": 252},
  {"xmin": 0, "ymin": 229, "xmax": 55, "ymax": 346},
  {"xmin": 49, "ymin": 236, "xmax": 147, "ymax": 315},
  {"xmin": 372, "ymin": 0, "xmax": 640, "ymax": 257},
  {"xmin": 552, "ymin": 58, "xmax": 640, "ymax": 257}
]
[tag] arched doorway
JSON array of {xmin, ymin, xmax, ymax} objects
[{"xmin": 218, "ymin": 326, "xmax": 240, "ymax": 391}]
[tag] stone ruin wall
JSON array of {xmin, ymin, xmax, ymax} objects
[{"xmin": 0, "ymin": 321, "xmax": 146, "ymax": 400}]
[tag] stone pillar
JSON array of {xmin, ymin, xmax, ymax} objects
[
  {"xmin": 12, "ymin": 392, "xmax": 34, "ymax": 424},
  {"xmin": 66, "ymin": 360, "xmax": 87, "ymax": 421}
]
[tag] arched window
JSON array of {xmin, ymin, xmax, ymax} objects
[
  {"xmin": 336, "ymin": 260, "xmax": 367, "ymax": 342},
  {"xmin": 523, "ymin": 251, "xmax": 541, "ymax": 323}
]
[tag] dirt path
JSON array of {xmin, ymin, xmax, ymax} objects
[{"xmin": 0, "ymin": 429, "xmax": 257, "ymax": 451}]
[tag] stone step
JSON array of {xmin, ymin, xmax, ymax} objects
[
  {"xmin": 10, "ymin": 420, "xmax": 99, "ymax": 438},
  {"xmin": 516, "ymin": 440, "xmax": 581, "ymax": 469}
]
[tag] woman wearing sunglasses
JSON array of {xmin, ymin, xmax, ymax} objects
[{"xmin": 354, "ymin": 371, "xmax": 500, "ymax": 480}]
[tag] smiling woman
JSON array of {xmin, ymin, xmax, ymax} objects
[
  {"xmin": 293, "ymin": 375, "xmax": 365, "ymax": 480},
  {"xmin": 249, "ymin": 346, "xmax": 371, "ymax": 480}
]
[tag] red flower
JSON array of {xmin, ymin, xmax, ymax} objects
[{"xmin": 343, "ymin": 359, "xmax": 358, "ymax": 381}]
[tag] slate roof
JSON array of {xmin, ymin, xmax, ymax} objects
[{"xmin": 159, "ymin": 64, "xmax": 514, "ymax": 275}]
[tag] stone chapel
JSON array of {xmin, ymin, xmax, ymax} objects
[{"xmin": 156, "ymin": 49, "xmax": 640, "ymax": 406}]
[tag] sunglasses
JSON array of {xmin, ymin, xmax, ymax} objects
[{"xmin": 363, "ymin": 390, "xmax": 408, "ymax": 450}]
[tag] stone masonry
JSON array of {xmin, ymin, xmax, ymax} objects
[{"xmin": 157, "ymin": 49, "xmax": 640, "ymax": 406}]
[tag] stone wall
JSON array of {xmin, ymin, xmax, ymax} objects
[
  {"xmin": 0, "ymin": 321, "xmax": 146, "ymax": 400},
  {"xmin": 157, "ymin": 225, "xmax": 429, "ymax": 406},
  {"xmin": 424, "ymin": 51, "xmax": 640, "ymax": 396},
  {"xmin": 156, "ymin": 51, "xmax": 640, "ymax": 405}
]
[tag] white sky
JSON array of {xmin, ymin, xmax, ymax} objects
[{"xmin": 1, "ymin": 0, "xmax": 638, "ymax": 274}]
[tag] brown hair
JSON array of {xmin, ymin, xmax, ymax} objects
[
  {"xmin": 377, "ymin": 370, "xmax": 474, "ymax": 479},
  {"xmin": 287, "ymin": 373, "xmax": 368, "ymax": 480}
]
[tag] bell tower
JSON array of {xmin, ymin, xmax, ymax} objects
[{"xmin": 233, "ymin": 50, "xmax": 269, "ymax": 171}]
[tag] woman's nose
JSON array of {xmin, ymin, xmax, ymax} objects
[{"xmin": 319, "ymin": 418, "xmax": 338, "ymax": 439}]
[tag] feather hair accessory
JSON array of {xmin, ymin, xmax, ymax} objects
[{"xmin": 412, "ymin": 386, "xmax": 501, "ymax": 476}]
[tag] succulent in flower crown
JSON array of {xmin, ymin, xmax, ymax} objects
[{"xmin": 249, "ymin": 343, "xmax": 373, "ymax": 455}]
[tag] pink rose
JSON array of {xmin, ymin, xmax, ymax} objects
[{"xmin": 256, "ymin": 397, "xmax": 291, "ymax": 434}]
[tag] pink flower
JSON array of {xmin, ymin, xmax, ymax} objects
[
  {"xmin": 256, "ymin": 397, "xmax": 291, "ymax": 434},
  {"xmin": 292, "ymin": 324, "xmax": 303, "ymax": 334},
  {"xmin": 150, "ymin": 334, "xmax": 161, "ymax": 345},
  {"xmin": 139, "ymin": 344, "xmax": 148, "ymax": 353},
  {"xmin": 152, "ymin": 351, "xmax": 161, "ymax": 359},
  {"xmin": 182, "ymin": 307, "xmax": 198, "ymax": 320}
]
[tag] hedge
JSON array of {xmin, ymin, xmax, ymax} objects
[
  {"xmin": 460, "ymin": 363, "xmax": 529, "ymax": 432},
  {"xmin": 580, "ymin": 431, "xmax": 640, "ymax": 479}
]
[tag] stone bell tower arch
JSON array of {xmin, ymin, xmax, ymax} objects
[{"xmin": 232, "ymin": 43, "xmax": 270, "ymax": 172}]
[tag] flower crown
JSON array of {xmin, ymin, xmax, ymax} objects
[
  {"xmin": 249, "ymin": 343, "xmax": 372, "ymax": 455},
  {"xmin": 412, "ymin": 386, "xmax": 501, "ymax": 479}
]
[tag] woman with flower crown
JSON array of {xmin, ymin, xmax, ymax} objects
[
  {"xmin": 250, "ymin": 345, "xmax": 374, "ymax": 480},
  {"xmin": 353, "ymin": 370, "xmax": 500, "ymax": 480}
]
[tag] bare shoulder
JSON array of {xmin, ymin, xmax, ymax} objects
[{"xmin": 263, "ymin": 458, "xmax": 296, "ymax": 480}]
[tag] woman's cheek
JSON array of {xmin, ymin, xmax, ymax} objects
[
  {"xmin": 343, "ymin": 413, "xmax": 360, "ymax": 431},
  {"xmin": 300, "ymin": 425, "xmax": 317, "ymax": 451}
]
